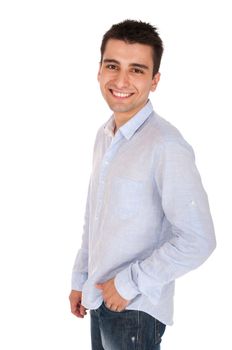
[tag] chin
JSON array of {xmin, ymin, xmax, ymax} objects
[
  {"xmin": 108, "ymin": 104, "xmax": 133, "ymax": 114},
  {"xmin": 106, "ymin": 99, "xmax": 134, "ymax": 111}
]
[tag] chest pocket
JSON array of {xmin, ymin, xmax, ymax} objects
[{"xmin": 109, "ymin": 176, "xmax": 145, "ymax": 220}]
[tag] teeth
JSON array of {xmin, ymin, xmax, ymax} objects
[{"xmin": 112, "ymin": 90, "xmax": 132, "ymax": 98}]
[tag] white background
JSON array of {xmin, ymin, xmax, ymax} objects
[{"xmin": 0, "ymin": 0, "xmax": 231, "ymax": 349}]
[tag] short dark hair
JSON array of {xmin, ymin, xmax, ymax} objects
[{"xmin": 100, "ymin": 19, "xmax": 164, "ymax": 76}]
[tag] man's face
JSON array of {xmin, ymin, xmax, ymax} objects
[{"xmin": 98, "ymin": 39, "xmax": 160, "ymax": 120}]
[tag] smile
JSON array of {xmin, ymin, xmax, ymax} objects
[{"xmin": 110, "ymin": 89, "xmax": 134, "ymax": 98}]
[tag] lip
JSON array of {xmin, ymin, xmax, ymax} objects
[{"xmin": 109, "ymin": 89, "xmax": 134, "ymax": 99}]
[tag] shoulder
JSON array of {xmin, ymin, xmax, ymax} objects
[
  {"xmin": 93, "ymin": 120, "xmax": 108, "ymax": 144},
  {"xmin": 148, "ymin": 111, "xmax": 194, "ymax": 156}
]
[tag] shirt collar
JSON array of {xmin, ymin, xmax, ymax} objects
[
  {"xmin": 104, "ymin": 115, "xmax": 116, "ymax": 138},
  {"xmin": 104, "ymin": 100, "xmax": 154, "ymax": 140}
]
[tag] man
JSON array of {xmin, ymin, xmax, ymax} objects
[{"xmin": 69, "ymin": 20, "xmax": 216, "ymax": 349}]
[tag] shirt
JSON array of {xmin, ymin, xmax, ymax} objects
[{"xmin": 71, "ymin": 100, "xmax": 216, "ymax": 325}]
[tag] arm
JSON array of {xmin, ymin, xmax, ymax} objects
[
  {"xmin": 71, "ymin": 178, "xmax": 91, "ymax": 292},
  {"xmin": 114, "ymin": 140, "xmax": 216, "ymax": 304},
  {"xmin": 69, "ymin": 179, "xmax": 91, "ymax": 318}
]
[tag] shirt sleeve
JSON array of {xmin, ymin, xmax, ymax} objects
[
  {"xmin": 71, "ymin": 178, "xmax": 91, "ymax": 291},
  {"xmin": 115, "ymin": 139, "xmax": 216, "ymax": 303}
]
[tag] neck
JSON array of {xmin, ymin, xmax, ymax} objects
[
  {"xmin": 114, "ymin": 115, "xmax": 129, "ymax": 132},
  {"xmin": 113, "ymin": 100, "xmax": 149, "ymax": 133},
  {"xmin": 113, "ymin": 110, "xmax": 139, "ymax": 132}
]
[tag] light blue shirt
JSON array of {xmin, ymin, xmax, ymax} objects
[{"xmin": 71, "ymin": 100, "xmax": 216, "ymax": 325}]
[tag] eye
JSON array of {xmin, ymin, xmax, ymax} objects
[
  {"xmin": 106, "ymin": 64, "xmax": 118, "ymax": 70},
  {"xmin": 131, "ymin": 68, "xmax": 144, "ymax": 74}
]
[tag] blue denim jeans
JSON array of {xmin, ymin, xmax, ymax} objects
[{"xmin": 90, "ymin": 302, "xmax": 166, "ymax": 350}]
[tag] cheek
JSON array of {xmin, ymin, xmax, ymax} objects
[
  {"xmin": 98, "ymin": 77, "xmax": 108, "ymax": 90},
  {"xmin": 100, "ymin": 76, "xmax": 112, "ymax": 89},
  {"xmin": 137, "ymin": 81, "xmax": 152, "ymax": 94}
]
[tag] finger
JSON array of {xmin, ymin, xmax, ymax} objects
[
  {"xmin": 80, "ymin": 305, "xmax": 87, "ymax": 316},
  {"xmin": 70, "ymin": 301, "xmax": 83, "ymax": 316},
  {"xmin": 111, "ymin": 305, "xmax": 118, "ymax": 312},
  {"xmin": 95, "ymin": 284, "xmax": 103, "ymax": 289},
  {"xmin": 117, "ymin": 306, "xmax": 125, "ymax": 312},
  {"xmin": 105, "ymin": 302, "xmax": 112, "ymax": 309},
  {"xmin": 71, "ymin": 306, "xmax": 84, "ymax": 318}
]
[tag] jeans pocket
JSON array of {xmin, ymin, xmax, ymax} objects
[
  {"xmin": 154, "ymin": 318, "xmax": 166, "ymax": 345},
  {"xmin": 102, "ymin": 301, "xmax": 126, "ymax": 314}
]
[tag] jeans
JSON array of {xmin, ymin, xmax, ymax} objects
[{"xmin": 90, "ymin": 302, "xmax": 166, "ymax": 350}]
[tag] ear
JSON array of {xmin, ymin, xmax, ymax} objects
[{"xmin": 150, "ymin": 72, "xmax": 161, "ymax": 92}]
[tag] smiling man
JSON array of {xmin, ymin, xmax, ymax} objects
[
  {"xmin": 69, "ymin": 20, "xmax": 216, "ymax": 350},
  {"xmin": 98, "ymin": 39, "xmax": 160, "ymax": 130}
]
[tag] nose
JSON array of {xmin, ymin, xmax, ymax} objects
[{"xmin": 114, "ymin": 70, "xmax": 130, "ymax": 89}]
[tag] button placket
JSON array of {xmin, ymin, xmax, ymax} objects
[
  {"xmin": 95, "ymin": 155, "xmax": 110, "ymax": 220},
  {"xmin": 94, "ymin": 134, "xmax": 123, "ymax": 221}
]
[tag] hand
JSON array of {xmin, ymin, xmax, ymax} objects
[
  {"xmin": 69, "ymin": 290, "xmax": 87, "ymax": 318},
  {"xmin": 95, "ymin": 278, "xmax": 129, "ymax": 312}
]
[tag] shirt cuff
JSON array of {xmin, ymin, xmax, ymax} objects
[
  {"xmin": 114, "ymin": 266, "xmax": 140, "ymax": 301},
  {"xmin": 71, "ymin": 272, "xmax": 88, "ymax": 291}
]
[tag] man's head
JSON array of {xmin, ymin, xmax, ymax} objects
[
  {"xmin": 100, "ymin": 19, "xmax": 163, "ymax": 77},
  {"xmin": 98, "ymin": 20, "xmax": 164, "ymax": 122}
]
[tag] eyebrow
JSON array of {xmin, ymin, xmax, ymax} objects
[{"xmin": 103, "ymin": 59, "xmax": 149, "ymax": 70}]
